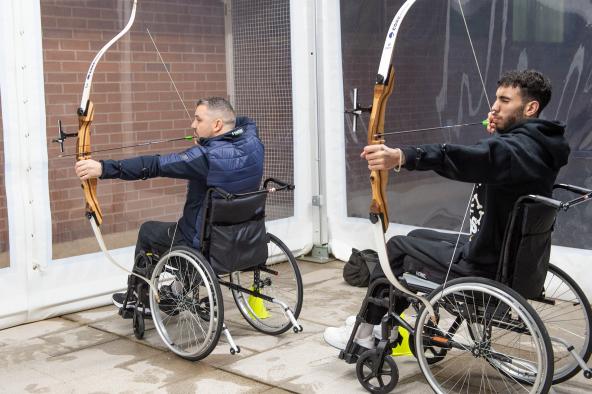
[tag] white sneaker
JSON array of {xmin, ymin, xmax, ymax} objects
[
  {"xmin": 324, "ymin": 316, "xmax": 376, "ymax": 350},
  {"xmin": 323, "ymin": 316, "xmax": 355, "ymax": 350}
]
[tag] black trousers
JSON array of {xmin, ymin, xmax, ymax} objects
[
  {"xmin": 134, "ymin": 221, "xmax": 188, "ymax": 261},
  {"xmin": 364, "ymin": 229, "xmax": 477, "ymax": 324}
]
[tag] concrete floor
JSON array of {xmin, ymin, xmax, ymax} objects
[{"xmin": 0, "ymin": 259, "xmax": 589, "ymax": 393}]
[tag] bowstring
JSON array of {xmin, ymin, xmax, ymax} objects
[
  {"xmin": 440, "ymin": 0, "xmax": 493, "ymax": 291},
  {"xmin": 146, "ymin": 28, "xmax": 191, "ymax": 261},
  {"xmin": 146, "ymin": 28, "xmax": 193, "ymax": 122}
]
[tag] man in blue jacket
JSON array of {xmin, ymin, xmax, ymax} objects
[
  {"xmin": 325, "ymin": 69, "xmax": 570, "ymax": 350},
  {"xmin": 75, "ymin": 97, "xmax": 264, "ymax": 309}
]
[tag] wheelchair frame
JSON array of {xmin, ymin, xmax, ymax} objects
[
  {"xmin": 340, "ymin": 183, "xmax": 592, "ymax": 393},
  {"xmin": 121, "ymin": 178, "xmax": 304, "ymax": 361}
]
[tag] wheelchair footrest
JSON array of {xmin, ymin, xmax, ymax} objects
[
  {"xmin": 118, "ymin": 307, "xmax": 152, "ymax": 320},
  {"xmin": 339, "ymin": 343, "xmax": 367, "ymax": 364}
]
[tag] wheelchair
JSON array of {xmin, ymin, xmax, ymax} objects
[
  {"xmin": 122, "ymin": 178, "xmax": 304, "ymax": 361},
  {"xmin": 341, "ymin": 183, "xmax": 592, "ymax": 393}
]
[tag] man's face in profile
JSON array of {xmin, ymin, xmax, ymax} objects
[{"xmin": 490, "ymin": 85, "xmax": 535, "ymax": 133}]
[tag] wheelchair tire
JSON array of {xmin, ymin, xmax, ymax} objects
[
  {"xmin": 133, "ymin": 309, "xmax": 145, "ymax": 340},
  {"xmin": 230, "ymin": 233, "xmax": 303, "ymax": 335},
  {"xmin": 415, "ymin": 277, "xmax": 553, "ymax": 394},
  {"xmin": 149, "ymin": 246, "xmax": 224, "ymax": 361},
  {"xmin": 529, "ymin": 263, "xmax": 592, "ymax": 384},
  {"xmin": 356, "ymin": 349, "xmax": 398, "ymax": 394}
]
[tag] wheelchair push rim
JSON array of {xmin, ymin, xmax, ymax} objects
[
  {"xmin": 149, "ymin": 247, "xmax": 224, "ymax": 361},
  {"xmin": 230, "ymin": 233, "xmax": 303, "ymax": 335},
  {"xmin": 530, "ymin": 264, "xmax": 592, "ymax": 383}
]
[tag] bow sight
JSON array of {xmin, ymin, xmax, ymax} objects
[{"xmin": 52, "ymin": 120, "xmax": 78, "ymax": 153}]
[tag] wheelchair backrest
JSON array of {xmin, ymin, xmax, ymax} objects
[
  {"xmin": 207, "ymin": 191, "xmax": 266, "ymax": 225},
  {"xmin": 497, "ymin": 197, "xmax": 558, "ymax": 299},
  {"xmin": 200, "ymin": 190, "xmax": 269, "ymax": 274}
]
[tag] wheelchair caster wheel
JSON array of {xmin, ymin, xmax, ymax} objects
[
  {"xmin": 133, "ymin": 309, "xmax": 145, "ymax": 339},
  {"xmin": 356, "ymin": 350, "xmax": 398, "ymax": 393},
  {"xmin": 584, "ymin": 369, "xmax": 591, "ymax": 379},
  {"xmin": 293, "ymin": 325, "xmax": 302, "ymax": 333},
  {"xmin": 230, "ymin": 346, "xmax": 241, "ymax": 355}
]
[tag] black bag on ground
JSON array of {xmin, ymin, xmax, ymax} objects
[{"xmin": 343, "ymin": 248, "xmax": 379, "ymax": 287}]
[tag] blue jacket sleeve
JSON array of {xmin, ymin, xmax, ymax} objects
[{"xmin": 100, "ymin": 146, "xmax": 209, "ymax": 181}]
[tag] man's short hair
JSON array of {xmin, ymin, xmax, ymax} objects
[
  {"xmin": 497, "ymin": 69, "xmax": 552, "ymax": 116},
  {"xmin": 196, "ymin": 97, "xmax": 236, "ymax": 126}
]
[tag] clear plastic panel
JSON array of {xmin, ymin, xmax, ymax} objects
[{"xmin": 342, "ymin": 0, "xmax": 592, "ymax": 249}]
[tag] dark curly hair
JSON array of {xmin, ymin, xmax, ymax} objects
[{"xmin": 497, "ymin": 69, "xmax": 552, "ymax": 116}]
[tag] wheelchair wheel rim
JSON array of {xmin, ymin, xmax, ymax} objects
[
  {"xmin": 529, "ymin": 264, "xmax": 592, "ymax": 383},
  {"xmin": 415, "ymin": 280, "xmax": 552, "ymax": 394},
  {"xmin": 150, "ymin": 249, "xmax": 222, "ymax": 360}
]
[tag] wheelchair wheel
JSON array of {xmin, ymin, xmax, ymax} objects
[
  {"xmin": 132, "ymin": 309, "xmax": 145, "ymax": 340},
  {"xmin": 529, "ymin": 263, "xmax": 592, "ymax": 383},
  {"xmin": 149, "ymin": 246, "xmax": 223, "ymax": 361},
  {"xmin": 415, "ymin": 277, "xmax": 553, "ymax": 394},
  {"xmin": 230, "ymin": 233, "xmax": 303, "ymax": 335},
  {"xmin": 356, "ymin": 349, "xmax": 399, "ymax": 394},
  {"xmin": 408, "ymin": 319, "xmax": 447, "ymax": 365}
]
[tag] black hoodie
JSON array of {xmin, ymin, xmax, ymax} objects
[{"xmin": 400, "ymin": 119, "xmax": 570, "ymax": 276}]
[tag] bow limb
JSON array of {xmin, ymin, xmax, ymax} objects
[
  {"xmin": 367, "ymin": 0, "xmax": 436, "ymax": 319},
  {"xmin": 76, "ymin": 0, "xmax": 138, "ymax": 223},
  {"xmin": 73, "ymin": 0, "xmax": 160, "ymax": 301}
]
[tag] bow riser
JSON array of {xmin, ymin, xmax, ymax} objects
[{"xmin": 368, "ymin": 65, "xmax": 396, "ymax": 231}]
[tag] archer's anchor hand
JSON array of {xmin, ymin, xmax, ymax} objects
[
  {"xmin": 485, "ymin": 111, "xmax": 497, "ymax": 134},
  {"xmin": 75, "ymin": 159, "xmax": 102, "ymax": 181},
  {"xmin": 361, "ymin": 144, "xmax": 406, "ymax": 171}
]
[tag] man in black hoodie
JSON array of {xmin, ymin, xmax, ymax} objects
[{"xmin": 324, "ymin": 69, "xmax": 571, "ymax": 350}]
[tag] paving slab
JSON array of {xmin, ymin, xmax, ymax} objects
[
  {"xmin": 41, "ymin": 325, "xmax": 119, "ymax": 350},
  {"xmin": 62, "ymin": 305, "xmax": 120, "ymax": 325},
  {"xmin": 299, "ymin": 276, "xmax": 366, "ymax": 327},
  {"xmin": 0, "ymin": 317, "xmax": 81, "ymax": 345},
  {"xmin": 160, "ymin": 368, "xmax": 273, "ymax": 394},
  {"xmin": 30, "ymin": 338, "xmax": 163, "ymax": 383},
  {"xmin": 221, "ymin": 329, "xmax": 432, "ymax": 394}
]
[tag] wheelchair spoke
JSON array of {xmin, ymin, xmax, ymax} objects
[
  {"xmin": 230, "ymin": 233, "xmax": 302, "ymax": 335},
  {"xmin": 149, "ymin": 247, "xmax": 224, "ymax": 361},
  {"xmin": 416, "ymin": 278, "xmax": 553, "ymax": 393}
]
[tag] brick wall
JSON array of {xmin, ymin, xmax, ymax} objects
[{"xmin": 42, "ymin": 0, "xmax": 227, "ymax": 258}]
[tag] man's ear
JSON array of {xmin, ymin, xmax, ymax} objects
[
  {"xmin": 524, "ymin": 100, "xmax": 540, "ymax": 117},
  {"xmin": 213, "ymin": 118, "xmax": 224, "ymax": 133}
]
